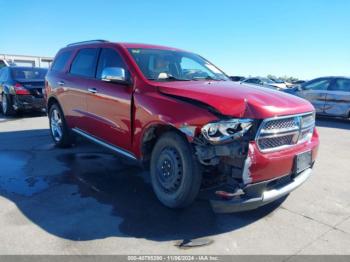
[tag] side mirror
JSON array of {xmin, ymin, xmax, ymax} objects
[{"xmin": 101, "ymin": 67, "xmax": 129, "ymax": 84}]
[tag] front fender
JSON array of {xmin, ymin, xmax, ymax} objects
[{"xmin": 132, "ymin": 91, "xmax": 218, "ymax": 158}]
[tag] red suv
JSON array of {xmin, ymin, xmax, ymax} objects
[{"xmin": 45, "ymin": 40, "xmax": 319, "ymax": 213}]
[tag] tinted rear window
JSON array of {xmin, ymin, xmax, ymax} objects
[
  {"xmin": 51, "ymin": 51, "xmax": 72, "ymax": 72},
  {"xmin": 11, "ymin": 68, "xmax": 47, "ymax": 81},
  {"xmin": 70, "ymin": 48, "xmax": 99, "ymax": 78}
]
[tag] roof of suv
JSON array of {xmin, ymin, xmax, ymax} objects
[{"xmin": 64, "ymin": 40, "xmax": 186, "ymax": 52}]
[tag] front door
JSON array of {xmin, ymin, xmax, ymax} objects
[
  {"xmin": 297, "ymin": 78, "xmax": 331, "ymax": 114},
  {"xmin": 324, "ymin": 78, "xmax": 350, "ymax": 117},
  {"xmin": 84, "ymin": 48, "xmax": 133, "ymax": 152}
]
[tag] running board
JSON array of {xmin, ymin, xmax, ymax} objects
[{"xmin": 72, "ymin": 128, "xmax": 137, "ymax": 160}]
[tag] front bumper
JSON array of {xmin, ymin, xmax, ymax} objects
[{"xmin": 211, "ymin": 167, "xmax": 312, "ymax": 213}]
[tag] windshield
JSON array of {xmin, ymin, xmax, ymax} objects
[
  {"xmin": 128, "ymin": 48, "xmax": 229, "ymax": 81},
  {"xmin": 11, "ymin": 67, "xmax": 47, "ymax": 81}
]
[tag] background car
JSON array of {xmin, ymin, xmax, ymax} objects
[
  {"xmin": 241, "ymin": 77, "xmax": 284, "ymax": 90},
  {"xmin": 0, "ymin": 66, "xmax": 47, "ymax": 115},
  {"xmin": 283, "ymin": 76, "xmax": 350, "ymax": 118},
  {"xmin": 270, "ymin": 78, "xmax": 294, "ymax": 88},
  {"xmin": 230, "ymin": 76, "xmax": 246, "ymax": 82},
  {"xmin": 292, "ymin": 80, "xmax": 306, "ymax": 85}
]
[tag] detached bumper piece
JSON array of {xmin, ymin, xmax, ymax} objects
[{"xmin": 211, "ymin": 168, "xmax": 312, "ymax": 213}]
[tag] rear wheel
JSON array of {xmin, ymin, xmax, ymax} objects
[
  {"xmin": 49, "ymin": 103, "xmax": 73, "ymax": 148},
  {"xmin": 1, "ymin": 94, "xmax": 16, "ymax": 116},
  {"xmin": 150, "ymin": 132, "xmax": 202, "ymax": 208}
]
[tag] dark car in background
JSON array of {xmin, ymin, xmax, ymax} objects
[
  {"xmin": 0, "ymin": 67, "xmax": 47, "ymax": 115},
  {"xmin": 284, "ymin": 77, "xmax": 350, "ymax": 118},
  {"xmin": 230, "ymin": 76, "xmax": 245, "ymax": 82}
]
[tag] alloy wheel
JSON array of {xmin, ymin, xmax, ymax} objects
[
  {"xmin": 2, "ymin": 95, "xmax": 7, "ymax": 114},
  {"xmin": 50, "ymin": 108, "xmax": 63, "ymax": 142}
]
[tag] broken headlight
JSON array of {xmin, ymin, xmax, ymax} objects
[{"xmin": 201, "ymin": 119, "xmax": 253, "ymax": 144}]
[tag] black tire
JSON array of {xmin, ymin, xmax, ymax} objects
[
  {"xmin": 49, "ymin": 103, "xmax": 73, "ymax": 148},
  {"xmin": 1, "ymin": 93, "xmax": 16, "ymax": 116},
  {"xmin": 150, "ymin": 131, "xmax": 202, "ymax": 208}
]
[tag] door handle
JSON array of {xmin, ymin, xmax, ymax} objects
[
  {"xmin": 88, "ymin": 88, "xmax": 97, "ymax": 94},
  {"xmin": 57, "ymin": 81, "xmax": 65, "ymax": 86}
]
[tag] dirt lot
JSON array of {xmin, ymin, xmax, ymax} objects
[{"xmin": 0, "ymin": 113, "xmax": 349, "ymax": 256}]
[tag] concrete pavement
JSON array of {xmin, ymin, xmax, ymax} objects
[{"xmin": 0, "ymin": 113, "xmax": 349, "ymax": 255}]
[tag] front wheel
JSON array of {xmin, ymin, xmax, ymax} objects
[
  {"xmin": 49, "ymin": 103, "xmax": 73, "ymax": 148},
  {"xmin": 150, "ymin": 132, "xmax": 202, "ymax": 208}
]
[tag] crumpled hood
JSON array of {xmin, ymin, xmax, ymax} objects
[{"xmin": 156, "ymin": 81, "xmax": 314, "ymax": 119}]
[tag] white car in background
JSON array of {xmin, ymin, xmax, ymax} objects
[{"xmin": 241, "ymin": 77, "xmax": 288, "ymax": 90}]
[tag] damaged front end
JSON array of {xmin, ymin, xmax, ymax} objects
[
  {"xmin": 189, "ymin": 113, "xmax": 318, "ymax": 214},
  {"xmin": 190, "ymin": 118, "xmax": 259, "ymax": 210}
]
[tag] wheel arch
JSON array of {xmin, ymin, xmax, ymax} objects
[
  {"xmin": 140, "ymin": 123, "xmax": 189, "ymax": 166},
  {"xmin": 47, "ymin": 96, "xmax": 63, "ymax": 113}
]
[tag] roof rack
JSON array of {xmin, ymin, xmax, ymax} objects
[{"xmin": 66, "ymin": 40, "xmax": 109, "ymax": 47}]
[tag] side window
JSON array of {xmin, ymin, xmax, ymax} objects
[
  {"xmin": 0, "ymin": 69, "xmax": 4, "ymax": 81},
  {"xmin": 0, "ymin": 60, "xmax": 6, "ymax": 69},
  {"xmin": 303, "ymin": 79, "xmax": 329, "ymax": 91},
  {"xmin": 96, "ymin": 48, "xmax": 126, "ymax": 79},
  {"xmin": 330, "ymin": 79, "xmax": 350, "ymax": 92},
  {"xmin": 70, "ymin": 48, "xmax": 99, "ymax": 78},
  {"xmin": 51, "ymin": 51, "xmax": 72, "ymax": 72}
]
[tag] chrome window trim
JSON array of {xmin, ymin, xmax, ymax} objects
[{"xmin": 255, "ymin": 112, "xmax": 315, "ymax": 153}]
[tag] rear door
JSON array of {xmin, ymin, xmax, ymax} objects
[
  {"xmin": 84, "ymin": 47, "xmax": 133, "ymax": 152},
  {"xmin": 63, "ymin": 48, "xmax": 99, "ymax": 130},
  {"xmin": 297, "ymin": 78, "xmax": 331, "ymax": 114},
  {"xmin": 324, "ymin": 78, "xmax": 350, "ymax": 117}
]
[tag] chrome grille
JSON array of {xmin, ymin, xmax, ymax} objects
[
  {"xmin": 258, "ymin": 135, "xmax": 295, "ymax": 150},
  {"xmin": 256, "ymin": 113, "xmax": 315, "ymax": 152},
  {"xmin": 263, "ymin": 118, "xmax": 298, "ymax": 131}
]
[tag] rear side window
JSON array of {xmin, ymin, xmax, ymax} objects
[
  {"xmin": 51, "ymin": 51, "xmax": 72, "ymax": 72},
  {"xmin": 96, "ymin": 48, "xmax": 127, "ymax": 79},
  {"xmin": 70, "ymin": 48, "xmax": 99, "ymax": 78}
]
